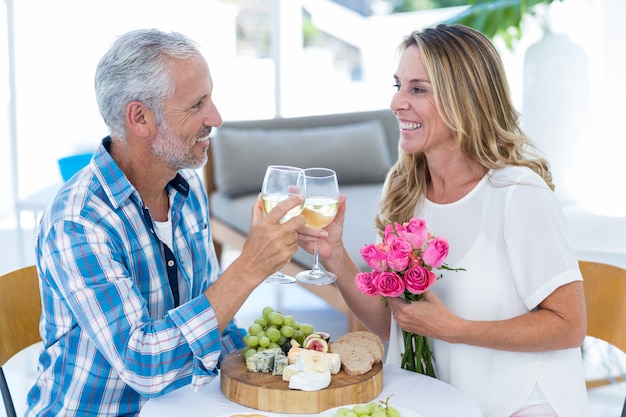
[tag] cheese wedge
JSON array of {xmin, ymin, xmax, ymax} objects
[
  {"xmin": 288, "ymin": 369, "xmax": 332, "ymax": 391},
  {"xmin": 283, "ymin": 348, "xmax": 334, "ymax": 391},
  {"xmin": 287, "ymin": 347, "xmax": 341, "ymax": 374},
  {"xmin": 245, "ymin": 348, "xmax": 287, "ymax": 375}
]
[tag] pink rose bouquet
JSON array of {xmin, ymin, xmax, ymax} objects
[{"xmin": 354, "ymin": 218, "xmax": 464, "ymax": 377}]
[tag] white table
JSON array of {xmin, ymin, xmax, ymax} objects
[{"xmin": 139, "ymin": 364, "xmax": 482, "ymax": 417}]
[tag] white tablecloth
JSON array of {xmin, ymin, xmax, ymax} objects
[{"xmin": 139, "ymin": 364, "xmax": 482, "ymax": 417}]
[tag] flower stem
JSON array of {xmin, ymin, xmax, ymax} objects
[
  {"xmin": 401, "ymin": 330, "xmax": 436, "ymax": 378},
  {"xmin": 416, "ymin": 333, "xmax": 424, "ymax": 373}
]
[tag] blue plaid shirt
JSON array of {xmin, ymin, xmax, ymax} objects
[{"xmin": 27, "ymin": 137, "xmax": 245, "ymax": 416}]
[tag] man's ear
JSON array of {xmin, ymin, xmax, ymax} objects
[{"xmin": 126, "ymin": 101, "xmax": 155, "ymax": 138}]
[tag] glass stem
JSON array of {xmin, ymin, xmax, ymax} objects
[{"xmin": 310, "ymin": 241, "xmax": 322, "ymax": 276}]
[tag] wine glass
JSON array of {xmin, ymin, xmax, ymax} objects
[
  {"xmin": 295, "ymin": 168, "xmax": 339, "ymax": 285},
  {"xmin": 261, "ymin": 165, "xmax": 306, "ymax": 284}
]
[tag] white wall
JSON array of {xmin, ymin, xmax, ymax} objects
[
  {"xmin": 519, "ymin": 0, "xmax": 626, "ymax": 267},
  {"xmin": 3, "ymin": 0, "xmax": 238, "ymax": 202}
]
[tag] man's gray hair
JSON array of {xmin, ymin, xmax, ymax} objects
[{"xmin": 95, "ymin": 29, "xmax": 202, "ymax": 138}]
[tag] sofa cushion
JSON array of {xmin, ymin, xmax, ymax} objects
[{"xmin": 212, "ymin": 120, "xmax": 391, "ymax": 197}]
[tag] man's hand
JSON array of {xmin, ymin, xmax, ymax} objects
[
  {"xmin": 240, "ymin": 194, "xmax": 306, "ymax": 280},
  {"xmin": 204, "ymin": 194, "xmax": 306, "ymax": 333}
]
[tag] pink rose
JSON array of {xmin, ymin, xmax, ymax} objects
[
  {"xmin": 422, "ymin": 237, "xmax": 449, "ymax": 269},
  {"xmin": 407, "ymin": 251, "xmax": 423, "ymax": 268},
  {"xmin": 383, "ymin": 222, "xmax": 402, "ymax": 245},
  {"xmin": 354, "ymin": 272, "xmax": 379, "ymax": 296},
  {"xmin": 404, "ymin": 265, "xmax": 436, "ymax": 295},
  {"xmin": 374, "ymin": 271, "xmax": 405, "ymax": 297},
  {"xmin": 359, "ymin": 243, "xmax": 388, "ymax": 272},
  {"xmin": 401, "ymin": 218, "xmax": 429, "ymax": 250},
  {"xmin": 387, "ymin": 237, "xmax": 412, "ymax": 271}
]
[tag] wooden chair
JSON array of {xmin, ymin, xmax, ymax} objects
[
  {"xmin": 0, "ymin": 265, "xmax": 41, "ymax": 417},
  {"xmin": 579, "ymin": 260, "xmax": 626, "ymax": 414}
]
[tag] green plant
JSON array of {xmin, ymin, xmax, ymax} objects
[
  {"xmin": 388, "ymin": 0, "xmax": 469, "ymax": 13},
  {"xmin": 442, "ymin": 0, "xmax": 564, "ymax": 49}
]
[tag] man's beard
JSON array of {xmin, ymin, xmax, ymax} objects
[{"xmin": 152, "ymin": 121, "xmax": 208, "ymax": 171}]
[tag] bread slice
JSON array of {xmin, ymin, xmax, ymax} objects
[
  {"xmin": 329, "ymin": 342, "xmax": 375, "ymax": 376},
  {"xmin": 334, "ymin": 331, "xmax": 384, "ymax": 363}
]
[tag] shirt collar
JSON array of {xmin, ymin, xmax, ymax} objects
[{"xmin": 94, "ymin": 136, "xmax": 190, "ymax": 209}]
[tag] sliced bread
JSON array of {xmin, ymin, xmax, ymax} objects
[
  {"xmin": 329, "ymin": 342, "xmax": 375, "ymax": 376},
  {"xmin": 334, "ymin": 331, "xmax": 384, "ymax": 363}
]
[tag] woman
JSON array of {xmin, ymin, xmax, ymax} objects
[{"xmin": 299, "ymin": 24, "xmax": 587, "ymax": 416}]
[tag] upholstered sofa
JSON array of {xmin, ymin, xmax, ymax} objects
[{"xmin": 203, "ymin": 109, "xmax": 399, "ymax": 331}]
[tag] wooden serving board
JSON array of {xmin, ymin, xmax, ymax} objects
[{"xmin": 220, "ymin": 350, "xmax": 383, "ymax": 414}]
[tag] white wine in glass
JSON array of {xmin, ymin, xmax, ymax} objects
[
  {"xmin": 261, "ymin": 165, "xmax": 305, "ymax": 284},
  {"xmin": 296, "ymin": 168, "xmax": 339, "ymax": 285}
]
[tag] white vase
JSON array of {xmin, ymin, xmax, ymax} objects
[{"xmin": 521, "ymin": 32, "xmax": 591, "ymax": 205}]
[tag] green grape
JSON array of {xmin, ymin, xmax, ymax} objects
[
  {"xmin": 352, "ymin": 404, "xmax": 370, "ymax": 416},
  {"xmin": 254, "ymin": 317, "xmax": 268, "ymax": 327},
  {"xmin": 268, "ymin": 342, "xmax": 281, "ymax": 349},
  {"xmin": 267, "ymin": 311, "xmax": 284, "ymax": 326},
  {"xmin": 283, "ymin": 315, "xmax": 296, "ymax": 327},
  {"xmin": 262, "ymin": 306, "xmax": 274, "ymax": 321},
  {"xmin": 245, "ymin": 306, "xmax": 325, "ymax": 352},
  {"xmin": 345, "ymin": 412, "xmax": 358, "ymax": 417},
  {"xmin": 280, "ymin": 325, "xmax": 295, "ymax": 338},
  {"xmin": 371, "ymin": 405, "xmax": 385, "ymax": 414},
  {"xmin": 256, "ymin": 346, "xmax": 266, "ymax": 352},
  {"xmin": 386, "ymin": 406, "xmax": 401, "ymax": 417},
  {"xmin": 365, "ymin": 402, "xmax": 377, "ymax": 414},
  {"xmin": 248, "ymin": 323, "xmax": 263, "ymax": 336},
  {"xmin": 299, "ymin": 323, "xmax": 315, "ymax": 337},
  {"xmin": 266, "ymin": 327, "xmax": 281, "ymax": 343},
  {"xmin": 243, "ymin": 348, "xmax": 257, "ymax": 360},
  {"xmin": 258, "ymin": 336, "xmax": 270, "ymax": 348},
  {"xmin": 332, "ymin": 408, "xmax": 350, "ymax": 417},
  {"xmin": 244, "ymin": 334, "xmax": 259, "ymax": 348},
  {"xmin": 371, "ymin": 411, "xmax": 385, "ymax": 417},
  {"xmin": 294, "ymin": 329, "xmax": 305, "ymax": 344}
]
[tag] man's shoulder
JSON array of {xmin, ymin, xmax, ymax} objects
[{"xmin": 46, "ymin": 173, "xmax": 111, "ymax": 224}]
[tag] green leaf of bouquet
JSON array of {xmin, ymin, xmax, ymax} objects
[
  {"xmin": 404, "ymin": 292, "xmax": 422, "ymax": 303},
  {"xmin": 439, "ymin": 264, "xmax": 467, "ymax": 272}
]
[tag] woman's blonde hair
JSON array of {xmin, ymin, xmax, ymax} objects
[{"xmin": 376, "ymin": 24, "xmax": 553, "ymax": 235}]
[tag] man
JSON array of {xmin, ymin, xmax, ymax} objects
[{"xmin": 26, "ymin": 29, "xmax": 304, "ymax": 416}]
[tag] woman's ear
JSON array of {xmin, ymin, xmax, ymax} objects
[{"xmin": 126, "ymin": 101, "xmax": 155, "ymax": 138}]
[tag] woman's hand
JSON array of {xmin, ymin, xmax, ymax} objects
[
  {"xmin": 297, "ymin": 194, "xmax": 347, "ymax": 262},
  {"xmin": 387, "ymin": 291, "xmax": 459, "ymax": 340}
]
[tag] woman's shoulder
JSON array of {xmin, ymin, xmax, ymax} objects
[{"xmin": 489, "ymin": 165, "xmax": 548, "ymax": 188}]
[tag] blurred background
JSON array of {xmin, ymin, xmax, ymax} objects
[{"xmin": 1, "ymin": 0, "xmax": 625, "ymax": 273}]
